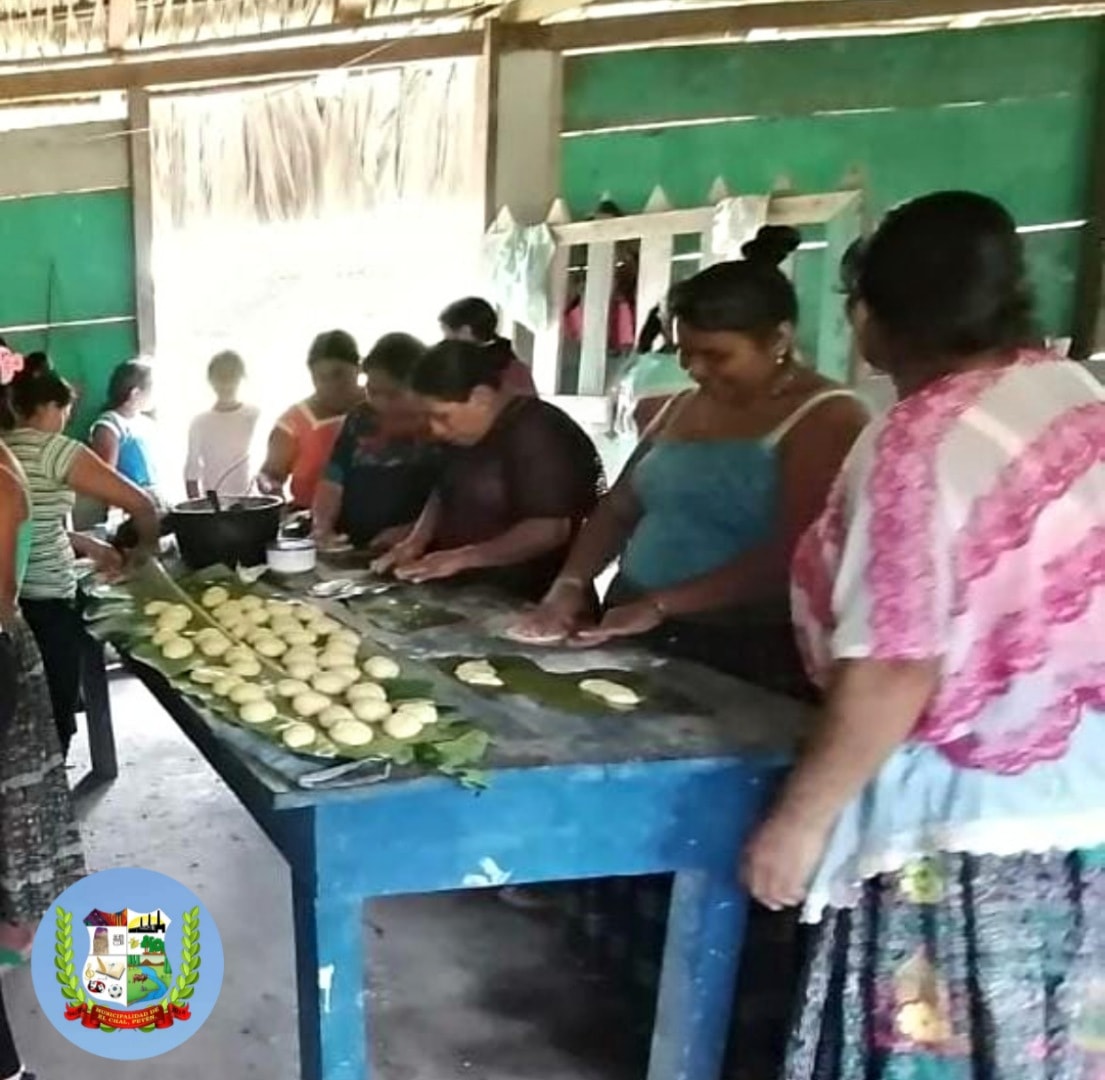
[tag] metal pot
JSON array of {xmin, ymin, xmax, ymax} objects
[{"xmin": 168, "ymin": 495, "xmax": 283, "ymax": 570}]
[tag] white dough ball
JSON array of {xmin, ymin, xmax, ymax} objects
[
  {"xmin": 229, "ymin": 658, "xmax": 262, "ymax": 679},
  {"xmin": 276, "ymin": 679, "xmax": 311, "ymax": 699},
  {"xmin": 311, "ymin": 672, "xmax": 348, "ymax": 697},
  {"xmin": 212, "ymin": 675, "xmax": 242, "ymax": 698},
  {"xmin": 362, "ymin": 655, "xmax": 400, "ymax": 681},
  {"xmin": 578, "ymin": 678, "xmax": 642, "ymax": 708},
  {"xmin": 229, "ymin": 683, "xmax": 266, "ymax": 705},
  {"xmin": 199, "ymin": 635, "xmax": 232, "ymax": 658},
  {"xmin": 318, "ymin": 650, "xmax": 356, "ymax": 670},
  {"xmin": 189, "ymin": 666, "xmax": 225, "ymax": 685},
  {"xmin": 239, "ymin": 700, "xmax": 277, "ymax": 725},
  {"xmin": 292, "ymin": 692, "xmax": 331, "ymax": 718},
  {"xmin": 254, "ymin": 636, "xmax": 288, "ymax": 658},
  {"xmin": 347, "ymin": 681, "xmax": 387, "ymax": 703},
  {"xmin": 330, "ymin": 666, "xmax": 361, "ymax": 688},
  {"xmin": 317, "ymin": 704, "xmax": 355, "ymax": 729},
  {"xmin": 383, "ymin": 712, "xmax": 424, "ymax": 740},
  {"xmin": 144, "ymin": 600, "xmax": 170, "ymax": 616},
  {"xmin": 393, "ymin": 701, "xmax": 438, "ymax": 726},
  {"xmin": 285, "ymin": 662, "xmax": 317, "ymax": 683},
  {"xmin": 238, "ymin": 595, "xmax": 264, "ymax": 612},
  {"xmin": 152, "ymin": 626, "xmax": 177, "ymax": 646},
  {"xmin": 331, "ymin": 629, "xmax": 361, "ymax": 651},
  {"xmin": 161, "ymin": 637, "xmax": 195, "ymax": 660},
  {"xmin": 330, "ymin": 719, "xmax": 374, "ymax": 747},
  {"xmin": 351, "ymin": 698, "xmax": 391, "ymax": 724},
  {"xmin": 310, "ymin": 616, "xmax": 342, "ymax": 637},
  {"xmin": 201, "ymin": 586, "xmax": 231, "ymax": 609},
  {"xmin": 270, "ymin": 617, "xmax": 301, "ymax": 638},
  {"xmin": 282, "ymin": 723, "xmax": 317, "ymax": 750},
  {"xmin": 281, "ymin": 628, "xmax": 317, "ymax": 648},
  {"xmin": 291, "ymin": 604, "xmax": 316, "ymax": 623}
]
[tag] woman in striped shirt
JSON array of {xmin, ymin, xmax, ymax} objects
[{"xmin": 2, "ymin": 361, "xmax": 159, "ymax": 756}]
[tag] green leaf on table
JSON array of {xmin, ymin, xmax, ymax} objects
[{"xmin": 384, "ymin": 678, "xmax": 436, "ymax": 702}]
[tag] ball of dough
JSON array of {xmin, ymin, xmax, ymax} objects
[
  {"xmin": 239, "ymin": 700, "xmax": 277, "ymax": 725},
  {"xmin": 161, "ymin": 637, "xmax": 195, "ymax": 660},
  {"xmin": 318, "ymin": 650, "xmax": 356, "ymax": 671},
  {"xmin": 362, "ymin": 655, "xmax": 401, "ymax": 681},
  {"xmin": 238, "ymin": 595, "xmax": 264, "ymax": 612},
  {"xmin": 212, "ymin": 600, "xmax": 242, "ymax": 622},
  {"xmin": 330, "ymin": 719, "xmax": 374, "ymax": 747},
  {"xmin": 331, "ymin": 629, "xmax": 361, "ymax": 651},
  {"xmin": 282, "ymin": 628, "xmax": 317, "ymax": 648},
  {"xmin": 383, "ymin": 711, "xmax": 424, "ymax": 740},
  {"xmin": 310, "ymin": 616, "xmax": 343, "ymax": 637},
  {"xmin": 158, "ymin": 609, "xmax": 192, "ymax": 632},
  {"xmin": 254, "ymin": 636, "xmax": 288, "ymax": 658},
  {"xmin": 285, "ymin": 662, "xmax": 317, "ymax": 683},
  {"xmin": 265, "ymin": 599, "xmax": 294, "ymax": 616},
  {"xmin": 291, "ymin": 604, "xmax": 316, "ymax": 623},
  {"xmin": 330, "ymin": 666, "xmax": 361, "ymax": 688},
  {"xmin": 393, "ymin": 701, "xmax": 438, "ymax": 726},
  {"xmin": 282, "ymin": 723, "xmax": 317, "ymax": 750},
  {"xmin": 244, "ymin": 607, "xmax": 271, "ymax": 626},
  {"xmin": 212, "ymin": 675, "xmax": 242, "ymax": 698},
  {"xmin": 347, "ymin": 681, "xmax": 387, "ymax": 703},
  {"xmin": 578, "ymin": 678, "xmax": 642, "ymax": 708},
  {"xmin": 292, "ymin": 691, "xmax": 331, "ymax": 718},
  {"xmin": 199, "ymin": 635, "xmax": 232, "ymax": 659},
  {"xmin": 225, "ymin": 645, "xmax": 254, "ymax": 665},
  {"xmin": 189, "ymin": 666, "xmax": 225, "ymax": 685},
  {"xmin": 229, "ymin": 682, "xmax": 266, "ymax": 705},
  {"xmin": 351, "ymin": 698, "xmax": 391, "ymax": 724},
  {"xmin": 317, "ymin": 704, "xmax": 355, "ymax": 729},
  {"xmin": 311, "ymin": 672, "xmax": 348, "ymax": 697},
  {"xmin": 201, "ymin": 585, "xmax": 231, "ymax": 609},
  {"xmin": 152, "ymin": 626, "xmax": 177, "ymax": 647},
  {"xmin": 270, "ymin": 617, "xmax": 302, "ymax": 639},
  {"xmin": 229, "ymin": 658, "xmax": 262, "ymax": 679},
  {"xmin": 276, "ymin": 678, "xmax": 311, "ymax": 698},
  {"xmin": 144, "ymin": 600, "xmax": 170, "ymax": 616}
]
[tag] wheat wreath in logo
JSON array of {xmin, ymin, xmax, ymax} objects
[{"xmin": 54, "ymin": 903, "xmax": 202, "ymax": 1033}]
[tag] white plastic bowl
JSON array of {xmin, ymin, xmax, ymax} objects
[{"xmin": 266, "ymin": 539, "xmax": 318, "ymax": 575}]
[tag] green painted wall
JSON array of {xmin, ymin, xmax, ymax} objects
[
  {"xmin": 0, "ymin": 189, "xmax": 138, "ymax": 436},
  {"xmin": 562, "ymin": 19, "xmax": 1098, "ymax": 349}
]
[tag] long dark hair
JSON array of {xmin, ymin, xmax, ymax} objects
[
  {"xmin": 439, "ymin": 297, "xmax": 516, "ymax": 377},
  {"xmin": 1, "ymin": 354, "xmax": 74, "ymax": 429},
  {"xmin": 105, "ymin": 359, "xmax": 153, "ymax": 411},
  {"xmin": 307, "ymin": 330, "xmax": 359, "ymax": 368},
  {"xmin": 363, "ymin": 333, "xmax": 426, "ymax": 381},
  {"xmin": 669, "ymin": 225, "xmax": 800, "ymax": 340},
  {"xmin": 410, "ymin": 340, "xmax": 503, "ymax": 401}
]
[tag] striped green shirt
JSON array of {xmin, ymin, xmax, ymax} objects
[{"xmin": 1, "ymin": 428, "xmax": 81, "ymax": 599}]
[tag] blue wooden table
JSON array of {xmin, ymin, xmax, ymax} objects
[{"xmin": 128, "ymin": 585, "xmax": 809, "ymax": 1080}]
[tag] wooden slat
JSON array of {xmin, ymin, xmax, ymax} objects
[
  {"xmin": 579, "ymin": 239, "xmax": 614, "ymax": 395},
  {"xmin": 636, "ymin": 233, "xmax": 674, "ymax": 333},
  {"xmin": 127, "ymin": 87, "xmax": 156, "ymax": 355},
  {"xmin": 0, "ymin": 27, "xmax": 481, "ymax": 98},
  {"xmin": 532, "ymin": 241, "xmax": 569, "ymax": 395},
  {"xmin": 506, "ymin": 0, "xmax": 1105, "ymax": 52}
]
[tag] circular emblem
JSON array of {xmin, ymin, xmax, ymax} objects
[{"xmin": 31, "ymin": 867, "xmax": 224, "ymax": 1059}]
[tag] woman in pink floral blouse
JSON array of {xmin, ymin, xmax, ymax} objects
[{"xmin": 745, "ymin": 191, "xmax": 1105, "ymax": 1078}]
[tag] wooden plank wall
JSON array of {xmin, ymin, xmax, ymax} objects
[{"xmin": 561, "ymin": 19, "xmax": 1099, "ymax": 353}]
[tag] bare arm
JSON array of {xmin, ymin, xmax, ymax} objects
[
  {"xmin": 743, "ymin": 658, "xmax": 939, "ymax": 909},
  {"xmin": 0, "ymin": 463, "xmax": 25, "ymax": 626},
  {"xmin": 371, "ymin": 493, "xmax": 441, "ymax": 574},
  {"xmin": 311, "ymin": 479, "xmax": 344, "ymax": 540},
  {"xmin": 469, "ymin": 518, "xmax": 572, "ymax": 569},
  {"xmin": 89, "ymin": 422, "xmax": 120, "ymax": 469},
  {"xmin": 68, "ymin": 447, "xmax": 160, "ymax": 549},
  {"xmin": 257, "ymin": 426, "xmax": 295, "ymax": 495}
]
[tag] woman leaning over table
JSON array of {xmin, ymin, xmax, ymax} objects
[
  {"xmin": 746, "ymin": 191, "xmax": 1105, "ymax": 1079},
  {"xmin": 516, "ymin": 225, "xmax": 867, "ymax": 700},
  {"xmin": 0, "ymin": 353, "xmax": 85, "ymax": 1080},
  {"xmin": 373, "ymin": 340, "xmax": 604, "ymax": 603},
  {"xmin": 3, "ymin": 361, "xmax": 159, "ymax": 757}
]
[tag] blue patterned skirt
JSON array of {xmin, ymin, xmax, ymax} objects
[{"xmin": 787, "ymin": 847, "xmax": 1105, "ymax": 1080}]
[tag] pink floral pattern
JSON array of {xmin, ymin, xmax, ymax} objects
[{"xmin": 791, "ymin": 354, "xmax": 1105, "ymax": 775}]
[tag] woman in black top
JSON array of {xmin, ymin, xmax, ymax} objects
[{"xmin": 373, "ymin": 341, "xmax": 604, "ymax": 602}]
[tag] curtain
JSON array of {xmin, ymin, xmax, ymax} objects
[{"xmin": 148, "ymin": 60, "xmax": 483, "ymax": 498}]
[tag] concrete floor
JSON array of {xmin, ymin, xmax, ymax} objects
[{"xmin": 6, "ymin": 674, "xmax": 643, "ymax": 1080}]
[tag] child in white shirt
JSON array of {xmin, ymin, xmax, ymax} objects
[{"xmin": 184, "ymin": 351, "xmax": 260, "ymax": 499}]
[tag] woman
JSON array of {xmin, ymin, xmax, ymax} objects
[
  {"xmin": 439, "ymin": 297, "xmax": 536, "ymax": 397},
  {"xmin": 373, "ymin": 340, "xmax": 603, "ymax": 602},
  {"xmin": 746, "ymin": 191, "xmax": 1105, "ymax": 1079},
  {"xmin": 0, "ymin": 353, "xmax": 85, "ymax": 1080},
  {"xmin": 517, "ymin": 225, "xmax": 867, "ymax": 699},
  {"xmin": 259, "ymin": 330, "xmax": 364, "ymax": 510},
  {"xmin": 4, "ymin": 363, "xmax": 160, "ymax": 755},
  {"xmin": 89, "ymin": 359, "xmax": 160, "ymax": 499},
  {"xmin": 312, "ymin": 333, "xmax": 442, "ymax": 551}
]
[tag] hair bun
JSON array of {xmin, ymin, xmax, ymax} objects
[{"xmin": 741, "ymin": 225, "xmax": 801, "ymax": 269}]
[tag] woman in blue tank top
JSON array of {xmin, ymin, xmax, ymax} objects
[{"xmin": 517, "ymin": 225, "xmax": 867, "ymax": 698}]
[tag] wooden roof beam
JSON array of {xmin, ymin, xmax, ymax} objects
[{"xmin": 498, "ymin": 0, "xmax": 584, "ymax": 22}]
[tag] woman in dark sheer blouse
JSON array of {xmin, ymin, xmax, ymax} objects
[{"xmin": 373, "ymin": 341, "xmax": 604, "ymax": 602}]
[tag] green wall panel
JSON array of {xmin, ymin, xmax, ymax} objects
[
  {"xmin": 563, "ymin": 94, "xmax": 1090, "ymax": 222},
  {"xmin": 5, "ymin": 320, "xmax": 138, "ymax": 439},
  {"xmin": 0, "ymin": 190, "xmax": 136, "ymax": 326},
  {"xmin": 564, "ymin": 20, "xmax": 1095, "ymax": 132}
]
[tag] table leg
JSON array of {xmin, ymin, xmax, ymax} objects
[
  {"xmin": 292, "ymin": 876, "xmax": 368, "ymax": 1080},
  {"xmin": 80, "ymin": 633, "xmax": 118, "ymax": 782},
  {"xmin": 647, "ymin": 869, "xmax": 748, "ymax": 1080}
]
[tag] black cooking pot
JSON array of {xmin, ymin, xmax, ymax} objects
[{"xmin": 168, "ymin": 495, "xmax": 283, "ymax": 570}]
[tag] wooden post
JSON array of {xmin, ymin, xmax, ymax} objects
[{"xmin": 127, "ymin": 88, "xmax": 156, "ymax": 357}]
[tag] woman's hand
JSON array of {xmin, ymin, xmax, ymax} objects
[
  {"xmin": 371, "ymin": 537, "xmax": 426, "ymax": 577},
  {"xmin": 393, "ymin": 546, "xmax": 477, "ymax": 584},
  {"xmin": 742, "ymin": 809, "xmax": 832, "ymax": 912},
  {"xmin": 509, "ymin": 579, "xmax": 590, "ymax": 642},
  {"xmin": 572, "ymin": 598, "xmax": 663, "ymax": 646},
  {"xmin": 87, "ymin": 537, "xmax": 125, "ymax": 580},
  {"xmin": 367, "ymin": 523, "xmax": 412, "ymax": 554}
]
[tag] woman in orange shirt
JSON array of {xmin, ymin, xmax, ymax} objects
[{"xmin": 258, "ymin": 330, "xmax": 363, "ymax": 509}]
